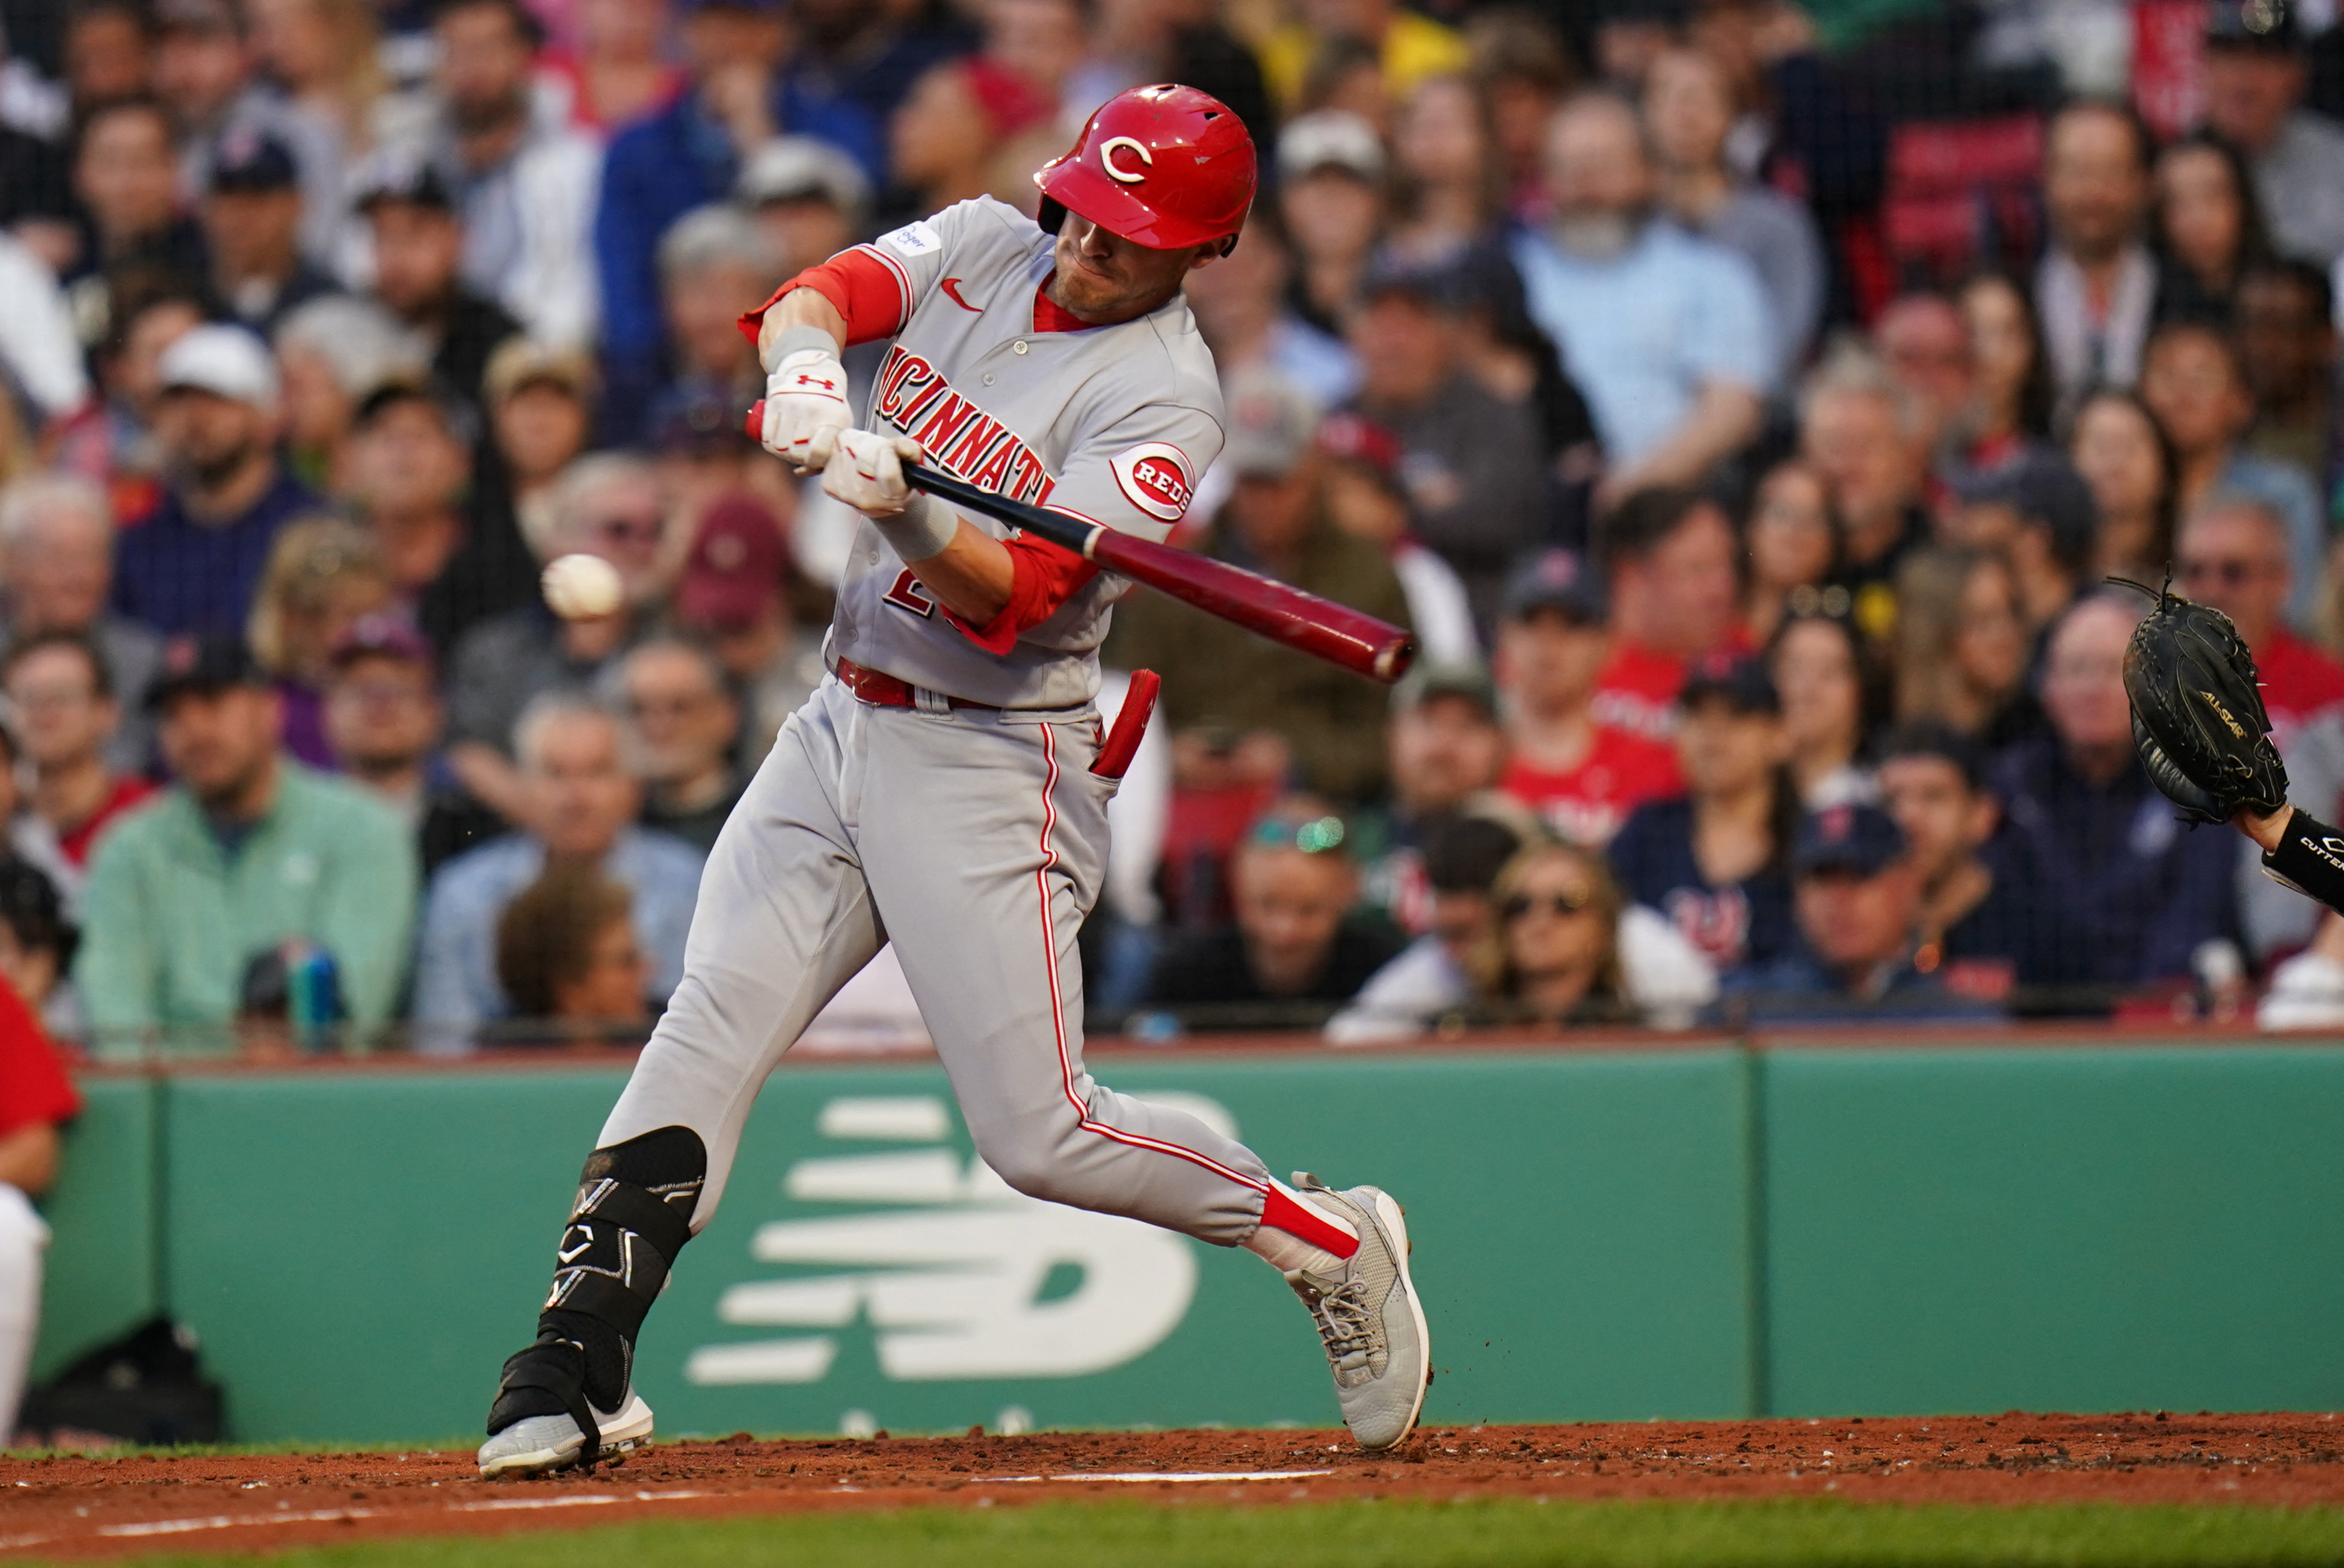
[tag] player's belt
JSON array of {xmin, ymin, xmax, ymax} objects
[{"xmin": 834, "ymin": 657, "xmax": 1000, "ymax": 712}]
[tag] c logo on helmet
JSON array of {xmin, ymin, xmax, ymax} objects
[{"xmin": 1101, "ymin": 135, "xmax": 1154, "ymax": 183}]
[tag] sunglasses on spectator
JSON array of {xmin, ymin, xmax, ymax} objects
[
  {"xmin": 1501, "ymin": 887, "xmax": 1594, "ymax": 921},
  {"xmin": 1249, "ymin": 815, "xmax": 1346, "ymax": 854}
]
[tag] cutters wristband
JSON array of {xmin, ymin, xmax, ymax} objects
[
  {"xmin": 2262, "ymin": 810, "xmax": 2344, "ymax": 915},
  {"xmin": 872, "ymin": 493, "xmax": 958, "ymax": 562}
]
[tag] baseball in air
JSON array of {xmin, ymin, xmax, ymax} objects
[{"xmin": 542, "ymin": 552, "xmax": 624, "ymax": 620}]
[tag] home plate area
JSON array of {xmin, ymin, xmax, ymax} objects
[{"xmin": 7, "ymin": 1413, "xmax": 2344, "ymax": 1557}]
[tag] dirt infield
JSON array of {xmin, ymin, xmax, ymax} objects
[{"xmin": 4, "ymin": 1412, "xmax": 2342, "ymax": 1559}]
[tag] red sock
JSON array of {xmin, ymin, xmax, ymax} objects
[{"xmin": 1259, "ymin": 1184, "xmax": 1358, "ymax": 1261}]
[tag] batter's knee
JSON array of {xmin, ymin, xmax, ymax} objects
[
  {"xmin": 964, "ymin": 1104, "xmax": 1090, "ymax": 1207},
  {"xmin": 977, "ymin": 1139, "xmax": 1079, "ymax": 1205}
]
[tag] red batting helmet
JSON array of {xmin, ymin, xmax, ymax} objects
[{"xmin": 1033, "ymin": 84, "xmax": 1257, "ymax": 254}]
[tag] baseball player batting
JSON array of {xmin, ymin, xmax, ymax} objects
[{"xmin": 477, "ymin": 85, "xmax": 1430, "ymax": 1479}]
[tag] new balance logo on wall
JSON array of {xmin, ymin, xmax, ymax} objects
[{"xmin": 686, "ymin": 1092, "xmax": 1234, "ymax": 1387}]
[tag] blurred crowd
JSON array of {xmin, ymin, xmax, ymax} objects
[{"xmin": 0, "ymin": 0, "xmax": 2336, "ymax": 1059}]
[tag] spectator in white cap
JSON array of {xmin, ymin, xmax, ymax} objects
[
  {"xmin": 114, "ymin": 322, "xmax": 325, "ymax": 638},
  {"xmin": 1276, "ymin": 109, "xmax": 1388, "ymax": 338},
  {"xmin": 735, "ymin": 134, "xmax": 869, "ymax": 277}
]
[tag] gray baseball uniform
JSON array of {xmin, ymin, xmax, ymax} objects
[{"xmin": 600, "ymin": 197, "xmax": 1276, "ymax": 1244}]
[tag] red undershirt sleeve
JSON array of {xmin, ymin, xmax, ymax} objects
[
  {"xmin": 736, "ymin": 247, "xmax": 910, "ymax": 349},
  {"xmin": 942, "ymin": 532, "xmax": 1100, "ymax": 655}
]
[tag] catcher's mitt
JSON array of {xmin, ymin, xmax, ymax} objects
[{"xmin": 2118, "ymin": 576, "xmax": 2289, "ymax": 823}]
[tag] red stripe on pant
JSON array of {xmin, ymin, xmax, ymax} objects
[{"xmin": 1032, "ymin": 723, "xmax": 1270, "ymax": 1197}]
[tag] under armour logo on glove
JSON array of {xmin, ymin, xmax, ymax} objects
[{"xmin": 763, "ymin": 343, "xmax": 855, "ymax": 470}]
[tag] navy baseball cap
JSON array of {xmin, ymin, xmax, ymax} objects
[
  {"xmin": 1679, "ymin": 651, "xmax": 1779, "ymax": 713},
  {"xmin": 1792, "ymin": 802, "xmax": 1908, "ymax": 878},
  {"xmin": 1356, "ymin": 249, "xmax": 1475, "ymax": 312},
  {"xmin": 352, "ymin": 152, "xmax": 455, "ymax": 214},
  {"xmin": 148, "ymin": 633, "xmax": 269, "ymax": 710},
  {"xmin": 2206, "ymin": 0, "xmax": 2301, "ymax": 48},
  {"xmin": 1501, "ymin": 549, "xmax": 1609, "ymax": 626},
  {"xmin": 209, "ymin": 126, "xmax": 299, "ymax": 194}
]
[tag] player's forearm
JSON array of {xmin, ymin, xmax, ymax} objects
[
  {"xmin": 757, "ymin": 287, "xmax": 847, "ymax": 367},
  {"xmin": 2248, "ymin": 805, "xmax": 2344, "ymax": 916},
  {"xmin": 907, "ymin": 520, "xmax": 1015, "ymax": 624}
]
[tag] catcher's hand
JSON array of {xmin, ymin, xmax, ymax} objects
[{"xmin": 2120, "ymin": 576, "xmax": 2289, "ymax": 823}]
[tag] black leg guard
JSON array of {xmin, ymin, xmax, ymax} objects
[{"xmin": 486, "ymin": 1127, "xmax": 706, "ymax": 1469}]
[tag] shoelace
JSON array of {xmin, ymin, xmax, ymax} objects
[{"xmin": 1299, "ymin": 1274, "xmax": 1379, "ymax": 1371}]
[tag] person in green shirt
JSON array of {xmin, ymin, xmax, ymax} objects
[{"xmin": 75, "ymin": 635, "xmax": 419, "ymax": 1051}]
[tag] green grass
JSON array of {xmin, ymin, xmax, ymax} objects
[{"xmin": 34, "ymin": 1498, "xmax": 2344, "ymax": 1568}]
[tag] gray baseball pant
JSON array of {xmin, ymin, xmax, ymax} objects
[{"xmin": 599, "ymin": 676, "xmax": 1273, "ymax": 1243}]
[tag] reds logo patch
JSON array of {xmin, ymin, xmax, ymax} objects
[{"xmin": 1110, "ymin": 443, "xmax": 1195, "ymax": 522}]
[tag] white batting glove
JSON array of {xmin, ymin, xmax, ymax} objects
[
  {"xmin": 826, "ymin": 430, "xmax": 958, "ymax": 561},
  {"xmin": 760, "ymin": 346, "xmax": 852, "ymax": 472},
  {"xmin": 823, "ymin": 428, "xmax": 923, "ymax": 517}
]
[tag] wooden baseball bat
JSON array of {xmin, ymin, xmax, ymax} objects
[{"xmin": 748, "ymin": 402, "xmax": 1417, "ymax": 684}]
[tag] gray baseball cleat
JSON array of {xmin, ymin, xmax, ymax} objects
[
  {"xmin": 1283, "ymin": 1173, "xmax": 1430, "ymax": 1451},
  {"xmin": 477, "ymin": 1392, "xmax": 655, "ymax": 1480}
]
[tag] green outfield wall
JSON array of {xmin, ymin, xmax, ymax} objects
[{"xmin": 29, "ymin": 1039, "xmax": 2344, "ymax": 1443}]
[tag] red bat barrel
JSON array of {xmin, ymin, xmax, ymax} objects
[
  {"xmin": 746, "ymin": 402, "xmax": 1417, "ymax": 683},
  {"xmin": 1084, "ymin": 527, "xmax": 1415, "ymax": 682}
]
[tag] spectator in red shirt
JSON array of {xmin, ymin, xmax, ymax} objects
[
  {"xmin": 0, "ymin": 864, "xmax": 81, "ymax": 1438},
  {"xmin": 2, "ymin": 632, "xmax": 156, "ymax": 876},
  {"xmin": 1495, "ymin": 550, "xmax": 1682, "ymax": 846},
  {"xmin": 2174, "ymin": 491, "xmax": 2344, "ymax": 961},
  {"xmin": 1587, "ymin": 486, "xmax": 1747, "ymax": 744}
]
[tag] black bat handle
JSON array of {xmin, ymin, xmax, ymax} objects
[{"xmin": 900, "ymin": 462, "xmax": 1101, "ymax": 559}]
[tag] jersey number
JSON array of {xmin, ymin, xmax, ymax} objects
[{"xmin": 883, "ymin": 569, "xmax": 936, "ymax": 618}]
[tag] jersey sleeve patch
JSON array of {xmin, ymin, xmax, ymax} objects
[
  {"xmin": 878, "ymin": 220, "xmax": 944, "ymax": 259},
  {"xmin": 1109, "ymin": 443, "xmax": 1196, "ymax": 523}
]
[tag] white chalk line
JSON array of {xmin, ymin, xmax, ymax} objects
[
  {"xmin": 982, "ymin": 1469, "xmax": 1338, "ymax": 1484},
  {"xmin": 0, "ymin": 1489, "xmax": 717, "ymax": 1548},
  {"xmin": 457, "ymin": 1490, "xmax": 710, "ymax": 1512},
  {"xmin": 101, "ymin": 1508, "xmax": 381, "ymax": 1537}
]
